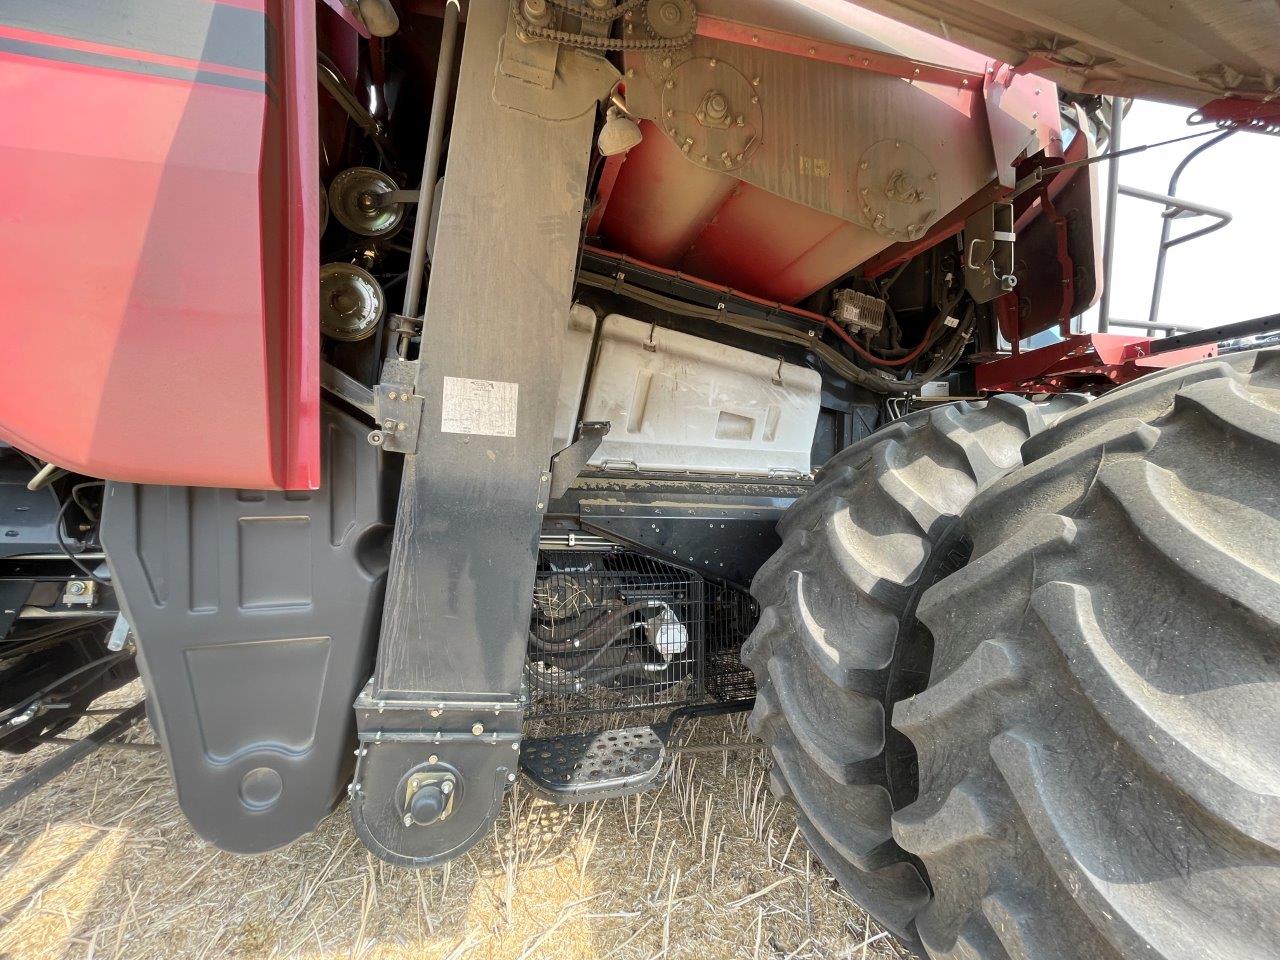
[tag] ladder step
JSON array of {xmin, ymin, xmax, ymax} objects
[{"xmin": 519, "ymin": 726, "xmax": 667, "ymax": 803}]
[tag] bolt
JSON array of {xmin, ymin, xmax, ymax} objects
[
  {"xmin": 67, "ymin": 581, "xmax": 86, "ymax": 596},
  {"xmin": 440, "ymin": 780, "xmax": 453, "ymax": 794},
  {"xmin": 808, "ymin": 47, "xmax": 815, "ymax": 55},
  {"xmin": 709, "ymin": 58, "xmax": 717, "ymax": 67},
  {"xmin": 429, "ymin": 754, "xmax": 438, "ymax": 763},
  {"xmin": 665, "ymin": 79, "xmax": 675, "ymax": 89},
  {"xmin": 430, "ymin": 708, "xmax": 442, "ymax": 717},
  {"xmin": 751, "ymin": 76, "xmax": 761, "ymax": 86},
  {"xmin": 403, "ymin": 813, "xmax": 413, "ymax": 826},
  {"xmin": 472, "ymin": 723, "xmax": 484, "ymax": 735}
]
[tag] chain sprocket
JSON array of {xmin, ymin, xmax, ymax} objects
[
  {"xmin": 511, "ymin": 0, "xmax": 696, "ymax": 52},
  {"xmin": 545, "ymin": 0, "xmax": 646, "ymax": 22}
]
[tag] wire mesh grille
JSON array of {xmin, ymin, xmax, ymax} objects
[
  {"xmin": 705, "ymin": 579, "xmax": 759, "ymax": 703},
  {"xmin": 525, "ymin": 549, "xmax": 756, "ymax": 724}
]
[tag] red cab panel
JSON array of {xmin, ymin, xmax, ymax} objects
[{"xmin": 0, "ymin": 0, "xmax": 318, "ymax": 489}]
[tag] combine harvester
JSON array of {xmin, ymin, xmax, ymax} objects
[{"xmin": 0, "ymin": 1, "xmax": 1276, "ymax": 955}]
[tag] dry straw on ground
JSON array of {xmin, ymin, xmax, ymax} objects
[{"xmin": 0, "ymin": 682, "xmax": 909, "ymax": 960}]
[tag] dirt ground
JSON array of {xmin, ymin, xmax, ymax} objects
[{"xmin": 0, "ymin": 683, "xmax": 910, "ymax": 960}]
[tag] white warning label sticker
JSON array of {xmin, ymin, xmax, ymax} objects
[{"xmin": 440, "ymin": 377, "xmax": 519, "ymax": 437}]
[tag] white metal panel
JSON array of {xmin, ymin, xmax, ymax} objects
[{"xmin": 582, "ymin": 314, "xmax": 822, "ymax": 477}]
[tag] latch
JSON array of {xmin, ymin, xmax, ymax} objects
[{"xmin": 963, "ymin": 202, "xmax": 1017, "ymax": 303}]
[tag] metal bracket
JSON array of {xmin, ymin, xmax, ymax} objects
[
  {"xmin": 548, "ymin": 421, "xmax": 610, "ymax": 499},
  {"xmin": 371, "ymin": 357, "xmax": 424, "ymax": 453},
  {"xmin": 495, "ymin": 10, "xmax": 620, "ymax": 121},
  {"xmin": 964, "ymin": 201, "xmax": 1017, "ymax": 304}
]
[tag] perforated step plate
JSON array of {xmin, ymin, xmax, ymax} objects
[{"xmin": 519, "ymin": 726, "xmax": 667, "ymax": 803}]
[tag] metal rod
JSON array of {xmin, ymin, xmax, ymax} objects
[
  {"xmin": 1145, "ymin": 130, "xmax": 1234, "ymax": 335},
  {"xmin": 0, "ymin": 701, "xmax": 146, "ymax": 812},
  {"xmin": 1104, "ymin": 317, "xmax": 1200, "ymax": 334},
  {"xmin": 1148, "ymin": 312, "xmax": 1280, "ymax": 354},
  {"xmin": 316, "ymin": 55, "xmax": 395, "ymax": 166},
  {"xmin": 395, "ymin": 0, "xmax": 462, "ymax": 357},
  {"xmin": 1098, "ymin": 100, "xmax": 1124, "ymax": 333}
]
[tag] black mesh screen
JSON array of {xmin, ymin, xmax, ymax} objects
[{"xmin": 525, "ymin": 548, "xmax": 756, "ymax": 723}]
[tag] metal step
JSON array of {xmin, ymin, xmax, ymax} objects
[{"xmin": 519, "ymin": 726, "xmax": 667, "ymax": 803}]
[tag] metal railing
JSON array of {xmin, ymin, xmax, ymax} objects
[{"xmin": 1098, "ymin": 114, "xmax": 1235, "ymax": 337}]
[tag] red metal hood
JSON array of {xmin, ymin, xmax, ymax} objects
[{"xmin": 0, "ymin": 0, "xmax": 319, "ymax": 489}]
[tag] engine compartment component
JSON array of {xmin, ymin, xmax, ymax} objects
[
  {"xmin": 525, "ymin": 547, "xmax": 758, "ymax": 726},
  {"xmin": 320, "ymin": 262, "xmax": 386, "ymax": 341},
  {"xmin": 328, "ymin": 166, "xmax": 406, "ymax": 238},
  {"xmin": 832, "ymin": 288, "xmax": 887, "ymax": 335},
  {"xmin": 526, "ymin": 551, "xmax": 704, "ymax": 721},
  {"xmin": 581, "ymin": 313, "xmax": 822, "ymax": 477}
]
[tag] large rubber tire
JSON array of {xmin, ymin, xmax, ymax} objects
[
  {"xmin": 893, "ymin": 349, "xmax": 1280, "ymax": 960},
  {"xmin": 743, "ymin": 394, "xmax": 1087, "ymax": 948}
]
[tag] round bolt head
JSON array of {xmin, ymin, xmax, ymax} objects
[{"xmin": 472, "ymin": 723, "xmax": 485, "ymax": 735}]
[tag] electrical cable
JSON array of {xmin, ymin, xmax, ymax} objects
[
  {"xmin": 55, "ymin": 482, "xmax": 110, "ymax": 585},
  {"xmin": 10, "ymin": 452, "xmax": 110, "ymax": 585},
  {"xmin": 0, "ymin": 650, "xmax": 131, "ymax": 727},
  {"xmin": 577, "ymin": 270, "xmax": 972, "ymax": 393}
]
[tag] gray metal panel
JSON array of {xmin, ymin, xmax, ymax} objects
[
  {"xmin": 828, "ymin": 0, "xmax": 1280, "ymax": 105},
  {"xmin": 373, "ymin": 1, "xmax": 595, "ymax": 699},
  {"xmin": 101, "ymin": 404, "xmax": 391, "ymax": 853}
]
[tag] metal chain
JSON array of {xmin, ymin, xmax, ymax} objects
[
  {"xmin": 545, "ymin": 0, "xmax": 646, "ymax": 23},
  {"xmin": 511, "ymin": 0, "xmax": 695, "ymax": 52}
]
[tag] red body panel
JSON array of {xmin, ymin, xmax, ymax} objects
[
  {"xmin": 0, "ymin": 0, "xmax": 318, "ymax": 489},
  {"xmin": 975, "ymin": 334, "xmax": 1219, "ymax": 394}
]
